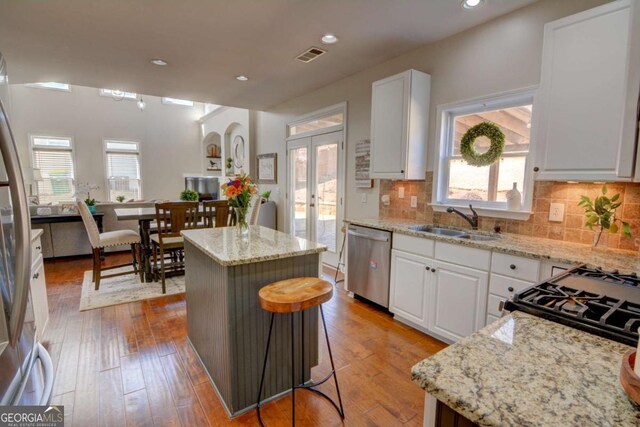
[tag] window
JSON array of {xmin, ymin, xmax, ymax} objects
[
  {"xmin": 435, "ymin": 91, "xmax": 534, "ymax": 215},
  {"xmin": 25, "ymin": 82, "xmax": 70, "ymax": 91},
  {"xmin": 162, "ymin": 97, "xmax": 194, "ymax": 107},
  {"xmin": 31, "ymin": 136, "xmax": 75, "ymax": 204},
  {"xmin": 104, "ymin": 140, "xmax": 141, "ymax": 202},
  {"xmin": 287, "ymin": 112, "xmax": 344, "ymax": 137},
  {"xmin": 99, "ymin": 89, "xmax": 137, "ymax": 100}
]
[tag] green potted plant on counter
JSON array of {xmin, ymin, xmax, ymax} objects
[
  {"xmin": 579, "ymin": 184, "xmax": 631, "ymax": 249},
  {"xmin": 180, "ymin": 189, "xmax": 199, "ymax": 202},
  {"xmin": 77, "ymin": 182, "xmax": 99, "ymax": 213}
]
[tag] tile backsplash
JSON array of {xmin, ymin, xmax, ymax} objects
[{"xmin": 378, "ymin": 172, "xmax": 640, "ymax": 251}]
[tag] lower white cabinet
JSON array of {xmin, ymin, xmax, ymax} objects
[
  {"xmin": 30, "ymin": 234, "xmax": 49, "ymax": 340},
  {"xmin": 390, "ymin": 250, "xmax": 431, "ymax": 327},
  {"xmin": 429, "ymin": 260, "xmax": 489, "ymax": 343},
  {"xmin": 390, "ymin": 248, "xmax": 489, "ymax": 343}
]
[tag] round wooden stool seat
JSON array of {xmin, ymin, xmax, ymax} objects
[{"xmin": 259, "ymin": 277, "xmax": 333, "ymax": 313}]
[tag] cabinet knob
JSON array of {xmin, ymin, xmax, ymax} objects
[
  {"xmin": 431, "ymin": 268, "xmax": 436, "ymax": 273},
  {"xmin": 33, "ymin": 273, "xmax": 39, "ymax": 279},
  {"xmin": 35, "ymin": 246, "xmax": 41, "ymax": 250},
  {"xmin": 425, "ymin": 266, "xmax": 430, "ymax": 270},
  {"xmin": 508, "ymin": 286, "xmax": 514, "ymax": 292},
  {"xmin": 400, "ymin": 170, "xmax": 405, "ymax": 174},
  {"xmin": 533, "ymin": 167, "xmax": 539, "ymax": 172},
  {"xmin": 510, "ymin": 264, "xmax": 516, "ymax": 270}
]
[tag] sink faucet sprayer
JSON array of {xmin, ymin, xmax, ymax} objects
[{"xmin": 446, "ymin": 204, "xmax": 479, "ymax": 230}]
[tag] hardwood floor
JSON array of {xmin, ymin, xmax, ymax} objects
[{"xmin": 43, "ymin": 254, "xmax": 447, "ymax": 426}]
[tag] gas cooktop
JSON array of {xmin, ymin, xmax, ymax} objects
[{"xmin": 504, "ymin": 266, "xmax": 640, "ymax": 346}]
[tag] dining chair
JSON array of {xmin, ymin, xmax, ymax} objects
[
  {"xmin": 151, "ymin": 201, "xmax": 199, "ymax": 293},
  {"xmin": 77, "ymin": 201, "xmax": 142, "ymax": 290},
  {"xmin": 202, "ymin": 199, "xmax": 233, "ymax": 228},
  {"xmin": 246, "ymin": 194, "xmax": 263, "ymax": 226}
]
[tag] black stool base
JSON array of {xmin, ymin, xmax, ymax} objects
[{"xmin": 256, "ymin": 305, "xmax": 345, "ymax": 426}]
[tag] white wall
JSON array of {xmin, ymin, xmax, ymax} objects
[
  {"xmin": 9, "ymin": 84, "xmax": 203, "ymax": 201},
  {"xmin": 253, "ymin": 0, "xmax": 607, "ymax": 231}
]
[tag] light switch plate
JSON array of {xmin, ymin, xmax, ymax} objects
[
  {"xmin": 549, "ymin": 203, "xmax": 565, "ymax": 222},
  {"xmin": 410, "ymin": 196, "xmax": 418, "ymax": 208},
  {"xmin": 398, "ymin": 187, "xmax": 405, "ymax": 199},
  {"xmin": 361, "ymin": 193, "xmax": 367, "ymax": 203}
]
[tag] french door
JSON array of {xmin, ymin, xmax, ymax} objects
[{"xmin": 288, "ymin": 130, "xmax": 343, "ymax": 266}]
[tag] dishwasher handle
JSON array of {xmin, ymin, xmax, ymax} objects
[{"xmin": 347, "ymin": 229, "xmax": 390, "ymax": 243}]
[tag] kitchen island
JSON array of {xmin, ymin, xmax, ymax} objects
[
  {"xmin": 411, "ymin": 311, "xmax": 640, "ymax": 426},
  {"xmin": 181, "ymin": 225, "xmax": 326, "ymax": 417}
]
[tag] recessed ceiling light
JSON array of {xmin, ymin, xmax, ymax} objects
[
  {"xmin": 462, "ymin": 0, "xmax": 483, "ymax": 9},
  {"xmin": 151, "ymin": 59, "xmax": 168, "ymax": 66},
  {"xmin": 236, "ymin": 75, "xmax": 249, "ymax": 81},
  {"xmin": 321, "ymin": 34, "xmax": 338, "ymax": 44}
]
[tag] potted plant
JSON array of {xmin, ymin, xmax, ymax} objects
[
  {"xmin": 76, "ymin": 182, "xmax": 99, "ymax": 213},
  {"xmin": 578, "ymin": 184, "xmax": 631, "ymax": 249},
  {"xmin": 221, "ymin": 174, "xmax": 257, "ymax": 237},
  {"xmin": 226, "ymin": 157, "xmax": 234, "ymax": 176},
  {"xmin": 116, "ymin": 195, "xmax": 126, "ymax": 203},
  {"xmin": 261, "ymin": 190, "xmax": 271, "ymax": 202},
  {"xmin": 180, "ymin": 189, "xmax": 199, "ymax": 202}
]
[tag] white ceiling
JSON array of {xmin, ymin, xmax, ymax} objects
[{"xmin": 0, "ymin": 0, "xmax": 537, "ymax": 110}]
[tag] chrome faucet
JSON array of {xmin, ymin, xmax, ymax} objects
[{"xmin": 446, "ymin": 204, "xmax": 479, "ymax": 230}]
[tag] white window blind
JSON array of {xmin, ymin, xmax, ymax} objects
[
  {"xmin": 31, "ymin": 137, "xmax": 75, "ymax": 204},
  {"xmin": 105, "ymin": 140, "xmax": 141, "ymax": 201}
]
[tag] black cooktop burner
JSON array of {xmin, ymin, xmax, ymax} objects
[{"xmin": 504, "ymin": 265, "xmax": 640, "ymax": 346}]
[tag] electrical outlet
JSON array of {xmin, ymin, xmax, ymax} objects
[
  {"xmin": 549, "ymin": 203, "xmax": 565, "ymax": 222},
  {"xmin": 410, "ymin": 196, "xmax": 418, "ymax": 208},
  {"xmin": 361, "ymin": 193, "xmax": 367, "ymax": 203},
  {"xmin": 398, "ymin": 187, "xmax": 405, "ymax": 199}
]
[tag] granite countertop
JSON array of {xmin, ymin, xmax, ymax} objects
[
  {"xmin": 31, "ymin": 228, "xmax": 43, "ymax": 242},
  {"xmin": 346, "ymin": 218, "xmax": 640, "ymax": 274},
  {"xmin": 411, "ymin": 311, "xmax": 640, "ymax": 426},
  {"xmin": 181, "ymin": 225, "xmax": 327, "ymax": 266}
]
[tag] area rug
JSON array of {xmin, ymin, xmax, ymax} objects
[{"xmin": 79, "ymin": 267, "xmax": 185, "ymax": 311}]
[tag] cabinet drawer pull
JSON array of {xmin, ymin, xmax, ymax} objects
[
  {"xmin": 431, "ymin": 268, "xmax": 436, "ymax": 273},
  {"xmin": 425, "ymin": 266, "xmax": 430, "ymax": 270},
  {"xmin": 508, "ymin": 286, "xmax": 514, "ymax": 292},
  {"xmin": 35, "ymin": 246, "xmax": 41, "ymax": 250},
  {"xmin": 510, "ymin": 264, "xmax": 516, "ymax": 270},
  {"xmin": 32, "ymin": 273, "xmax": 39, "ymax": 279},
  {"xmin": 533, "ymin": 167, "xmax": 539, "ymax": 172}
]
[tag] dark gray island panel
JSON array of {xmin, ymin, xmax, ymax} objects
[{"xmin": 182, "ymin": 226, "xmax": 326, "ymax": 417}]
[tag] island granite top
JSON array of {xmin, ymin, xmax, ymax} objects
[
  {"xmin": 181, "ymin": 225, "xmax": 327, "ymax": 266},
  {"xmin": 411, "ymin": 311, "xmax": 640, "ymax": 427},
  {"xmin": 345, "ymin": 218, "xmax": 640, "ymax": 274}
]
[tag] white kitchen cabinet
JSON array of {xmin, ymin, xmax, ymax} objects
[
  {"xmin": 429, "ymin": 259, "xmax": 489, "ymax": 343},
  {"xmin": 534, "ymin": 0, "xmax": 640, "ymax": 181},
  {"xmin": 30, "ymin": 233, "xmax": 49, "ymax": 340},
  {"xmin": 370, "ymin": 69, "xmax": 430, "ymax": 180},
  {"xmin": 389, "ymin": 250, "xmax": 431, "ymax": 328}
]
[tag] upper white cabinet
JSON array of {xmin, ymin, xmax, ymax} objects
[
  {"xmin": 370, "ymin": 69, "xmax": 430, "ymax": 180},
  {"xmin": 534, "ymin": 0, "xmax": 640, "ymax": 181}
]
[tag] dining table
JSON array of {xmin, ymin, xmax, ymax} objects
[{"xmin": 114, "ymin": 206, "xmax": 212, "ymax": 282}]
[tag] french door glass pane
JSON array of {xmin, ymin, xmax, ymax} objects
[
  {"xmin": 314, "ymin": 143, "xmax": 338, "ymax": 252},
  {"xmin": 290, "ymin": 147, "xmax": 308, "ymax": 239}
]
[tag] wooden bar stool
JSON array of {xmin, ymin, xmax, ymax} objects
[{"xmin": 256, "ymin": 277, "xmax": 345, "ymax": 426}]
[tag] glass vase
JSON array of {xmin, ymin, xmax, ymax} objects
[
  {"xmin": 592, "ymin": 227, "xmax": 608, "ymax": 251},
  {"xmin": 234, "ymin": 206, "xmax": 249, "ymax": 237}
]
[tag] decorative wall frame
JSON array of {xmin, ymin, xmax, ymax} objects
[{"xmin": 257, "ymin": 153, "xmax": 277, "ymax": 184}]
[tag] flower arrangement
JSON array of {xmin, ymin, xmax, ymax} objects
[
  {"xmin": 76, "ymin": 182, "xmax": 100, "ymax": 213},
  {"xmin": 222, "ymin": 174, "xmax": 257, "ymax": 235},
  {"xmin": 579, "ymin": 184, "xmax": 631, "ymax": 248}
]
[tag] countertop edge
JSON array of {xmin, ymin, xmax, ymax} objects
[{"xmin": 345, "ymin": 218, "xmax": 639, "ymax": 272}]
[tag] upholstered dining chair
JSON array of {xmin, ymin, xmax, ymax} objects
[
  {"xmin": 202, "ymin": 199, "xmax": 234, "ymax": 228},
  {"xmin": 246, "ymin": 194, "xmax": 263, "ymax": 226},
  {"xmin": 151, "ymin": 201, "xmax": 199, "ymax": 293},
  {"xmin": 77, "ymin": 201, "xmax": 142, "ymax": 290}
]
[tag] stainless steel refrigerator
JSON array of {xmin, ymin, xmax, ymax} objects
[{"xmin": 0, "ymin": 52, "xmax": 54, "ymax": 406}]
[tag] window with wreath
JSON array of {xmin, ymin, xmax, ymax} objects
[
  {"xmin": 434, "ymin": 91, "xmax": 534, "ymax": 214},
  {"xmin": 31, "ymin": 136, "xmax": 75, "ymax": 204},
  {"xmin": 104, "ymin": 140, "xmax": 142, "ymax": 201}
]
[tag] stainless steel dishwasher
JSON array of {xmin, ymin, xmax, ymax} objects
[{"xmin": 347, "ymin": 225, "xmax": 391, "ymax": 308}]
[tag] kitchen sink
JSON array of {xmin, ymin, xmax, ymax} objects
[
  {"xmin": 408, "ymin": 225, "xmax": 466, "ymax": 237},
  {"xmin": 456, "ymin": 234, "xmax": 500, "ymax": 242}
]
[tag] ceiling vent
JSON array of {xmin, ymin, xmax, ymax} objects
[{"xmin": 295, "ymin": 47, "xmax": 327, "ymax": 63}]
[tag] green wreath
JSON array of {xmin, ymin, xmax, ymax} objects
[{"xmin": 460, "ymin": 122, "xmax": 505, "ymax": 167}]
